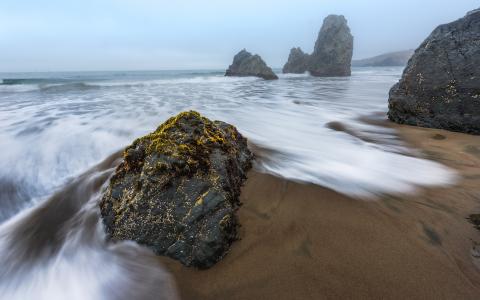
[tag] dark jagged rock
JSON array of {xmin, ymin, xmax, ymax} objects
[
  {"xmin": 468, "ymin": 214, "xmax": 480, "ymax": 230},
  {"xmin": 352, "ymin": 50, "xmax": 414, "ymax": 67},
  {"xmin": 100, "ymin": 111, "xmax": 253, "ymax": 269},
  {"xmin": 388, "ymin": 9, "xmax": 480, "ymax": 134},
  {"xmin": 309, "ymin": 15, "xmax": 354, "ymax": 77},
  {"xmin": 282, "ymin": 47, "xmax": 310, "ymax": 74},
  {"xmin": 225, "ymin": 49, "xmax": 278, "ymax": 80}
]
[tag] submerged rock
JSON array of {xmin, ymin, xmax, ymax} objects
[
  {"xmin": 100, "ymin": 111, "xmax": 253, "ymax": 269},
  {"xmin": 388, "ymin": 9, "xmax": 480, "ymax": 134},
  {"xmin": 309, "ymin": 15, "xmax": 354, "ymax": 77},
  {"xmin": 468, "ymin": 214, "xmax": 480, "ymax": 230},
  {"xmin": 225, "ymin": 49, "xmax": 278, "ymax": 80},
  {"xmin": 282, "ymin": 47, "xmax": 310, "ymax": 74}
]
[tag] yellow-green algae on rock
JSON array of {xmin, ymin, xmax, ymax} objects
[{"xmin": 99, "ymin": 111, "xmax": 253, "ymax": 269}]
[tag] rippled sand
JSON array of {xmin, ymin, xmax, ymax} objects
[{"xmin": 160, "ymin": 124, "xmax": 480, "ymax": 299}]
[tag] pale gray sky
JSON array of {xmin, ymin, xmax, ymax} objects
[{"xmin": 0, "ymin": 0, "xmax": 478, "ymax": 72}]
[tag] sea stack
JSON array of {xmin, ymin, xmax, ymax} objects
[
  {"xmin": 282, "ymin": 47, "xmax": 310, "ymax": 74},
  {"xmin": 309, "ymin": 15, "xmax": 354, "ymax": 77},
  {"xmin": 283, "ymin": 15, "xmax": 354, "ymax": 76},
  {"xmin": 388, "ymin": 9, "xmax": 480, "ymax": 134},
  {"xmin": 100, "ymin": 111, "xmax": 253, "ymax": 269},
  {"xmin": 225, "ymin": 49, "xmax": 278, "ymax": 80}
]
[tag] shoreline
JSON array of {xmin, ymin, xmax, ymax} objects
[{"xmin": 159, "ymin": 123, "xmax": 480, "ymax": 299}]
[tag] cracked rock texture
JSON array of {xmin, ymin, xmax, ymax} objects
[
  {"xmin": 100, "ymin": 111, "xmax": 253, "ymax": 269},
  {"xmin": 388, "ymin": 9, "xmax": 480, "ymax": 134},
  {"xmin": 308, "ymin": 15, "xmax": 353, "ymax": 77}
]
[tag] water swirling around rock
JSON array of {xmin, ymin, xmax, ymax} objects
[
  {"xmin": 0, "ymin": 68, "xmax": 455, "ymax": 209},
  {"xmin": 0, "ymin": 67, "xmax": 458, "ymax": 298},
  {"xmin": 0, "ymin": 151, "xmax": 179, "ymax": 300}
]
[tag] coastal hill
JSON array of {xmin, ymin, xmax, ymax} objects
[{"xmin": 352, "ymin": 50, "xmax": 414, "ymax": 67}]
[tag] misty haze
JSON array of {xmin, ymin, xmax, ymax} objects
[{"xmin": 0, "ymin": 1, "xmax": 480, "ymax": 300}]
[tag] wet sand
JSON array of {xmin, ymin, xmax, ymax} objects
[{"xmin": 159, "ymin": 124, "xmax": 480, "ymax": 299}]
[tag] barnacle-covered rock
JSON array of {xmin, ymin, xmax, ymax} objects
[
  {"xmin": 388, "ymin": 9, "xmax": 480, "ymax": 134},
  {"xmin": 100, "ymin": 111, "xmax": 253, "ymax": 269}
]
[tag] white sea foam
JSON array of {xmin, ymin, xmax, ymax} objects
[
  {"xmin": 236, "ymin": 105, "xmax": 455, "ymax": 197},
  {"xmin": 0, "ymin": 161, "xmax": 179, "ymax": 300},
  {"xmin": 0, "ymin": 67, "xmax": 456, "ymax": 204},
  {"xmin": 0, "ymin": 67, "xmax": 459, "ymax": 298}
]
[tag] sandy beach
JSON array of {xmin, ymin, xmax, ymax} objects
[{"xmin": 159, "ymin": 124, "xmax": 480, "ymax": 299}]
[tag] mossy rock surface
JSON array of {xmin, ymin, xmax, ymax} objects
[{"xmin": 100, "ymin": 111, "xmax": 253, "ymax": 268}]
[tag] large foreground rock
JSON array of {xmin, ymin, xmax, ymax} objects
[
  {"xmin": 388, "ymin": 9, "xmax": 480, "ymax": 134},
  {"xmin": 309, "ymin": 15, "xmax": 353, "ymax": 77},
  {"xmin": 282, "ymin": 47, "xmax": 310, "ymax": 74},
  {"xmin": 100, "ymin": 111, "xmax": 253, "ymax": 269},
  {"xmin": 225, "ymin": 49, "xmax": 278, "ymax": 80}
]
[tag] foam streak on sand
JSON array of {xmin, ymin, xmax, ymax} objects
[
  {"xmin": 163, "ymin": 125, "xmax": 480, "ymax": 299},
  {"xmin": 240, "ymin": 106, "xmax": 456, "ymax": 196}
]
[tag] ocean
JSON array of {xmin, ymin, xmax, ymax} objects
[{"xmin": 0, "ymin": 68, "xmax": 456, "ymax": 299}]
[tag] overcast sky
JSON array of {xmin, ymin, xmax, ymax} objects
[{"xmin": 0, "ymin": 0, "xmax": 478, "ymax": 72}]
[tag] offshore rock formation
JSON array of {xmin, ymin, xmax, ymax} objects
[
  {"xmin": 308, "ymin": 15, "xmax": 354, "ymax": 77},
  {"xmin": 352, "ymin": 50, "xmax": 414, "ymax": 67},
  {"xmin": 225, "ymin": 49, "xmax": 278, "ymax": 80},
  {"xmin": 283, "ymin": 15, "xmax": 353, "ymax": 76},
  {"xmin": 100, "ymin": 111, "xmax": 253, "ymax": 269},
  {"xmin": 388, "ymin": 9, "xmax": 480, "ymax": 134},
  {"xmin": 282, "ymin": 47, "xmax": 310, "ymax": 74}
]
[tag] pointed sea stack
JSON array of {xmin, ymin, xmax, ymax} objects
[
  {"xmin": 308, "ymin": 15, "xmax": 353, "ymax": 77},
  {"xmin": 388, "ymin": 9, "xmax": 480, "ymax": 134},
  {"xmin": 225, "ymin": 49, "xmax": 278, "ymax": 80},
  {"xmin": 282, "ymin": 47, "xmax": 310, "ymax": 74}
]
